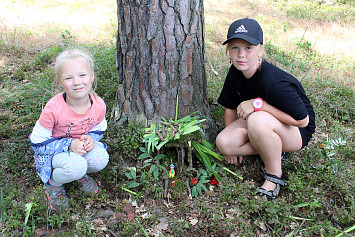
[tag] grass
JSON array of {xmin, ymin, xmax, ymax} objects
[{"xmin": 0, "ymin": 0, "xmax": 354, "ymax": 236}]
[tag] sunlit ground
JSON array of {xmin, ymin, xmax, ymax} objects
[
  {"xmin": 0, "ymin": 0, "xmax": 117, "ymax": 55},
  {"xmin": 1, "ymin": 0, "xmax": 354, "ymax": 68}
]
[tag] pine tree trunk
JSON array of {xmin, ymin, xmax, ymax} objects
[{"xmin": 112, "ymin": 0, "xmax": 217, "ymax": 141}]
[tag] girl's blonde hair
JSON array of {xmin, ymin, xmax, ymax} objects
[{"xmin": 53, "ymin": 49, "xmax": 97, "ymax": 95}]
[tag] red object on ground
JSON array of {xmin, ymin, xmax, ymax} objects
[
  {"xmin": 210, "ymin": 177, "xmax": 219, "ymax": 186},
  {"xmin": 190, "ymin": 177, "xmax": 198, "ymax": 185}
]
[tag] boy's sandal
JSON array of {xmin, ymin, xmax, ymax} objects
[{"xmin": 255, "ymin": 168, "xmax": 288, "ymax": 201}]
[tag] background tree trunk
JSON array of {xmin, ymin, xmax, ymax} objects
[{"xmin": 112, "ymin": 0, "xmax": 217, "ymax": 141}]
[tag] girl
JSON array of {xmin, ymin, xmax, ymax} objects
[
  {"xmin": 216, "ymin": 18, "xmax": 316, "ymax": 200},
  {"xmin": 29, "ymin": 49, "xmax": 109, "ymax": 211}
]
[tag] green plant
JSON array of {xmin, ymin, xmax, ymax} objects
[
  {"xmin": 320, "ymin": 137, "xmax": 347, "ymax": 172},
  {"xmin": 143, "ymin": 112, "xmax": 205, "ymax": 154},
  {"xmin": 122, "ymin": 167, "xmax": 147, "ymax": 197},
  {"xmin": 143, "ymin": 95, "xmax": 205, "ymax": 153},
  {"xmin": 61, "ymin": 30, "xmax": 74, "ymax": 45},
  {"xmin": 190, "ymin": 169, "xmax": 210, "ymax": 198},
  {"xmin": 138, "ymin": 147, "xmax": 167, "ymax": 180},
  {"xmin": 192, "ymin": 140, "xmax": 223, "ymax": 182},
  {"xmin": 0, "ymin": 188, "xmax": 5, "ymax": 223}
]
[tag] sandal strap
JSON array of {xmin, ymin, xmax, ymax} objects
[
  {"xmin": 265, "ymin": 173, "xmax": 288, "ymax": 187},
  {"xmin": 261, "ymin": 166, "xmax": 288, "ymax": 187},
  {"xmin": 255, "ymin": 184, "xmax": 280, "ymax": 201}
]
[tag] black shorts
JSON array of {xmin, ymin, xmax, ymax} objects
[{"xmin": 299, "ymin": 127, "xmax": 312, "ymax": 148}]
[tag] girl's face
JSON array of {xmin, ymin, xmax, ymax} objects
[
  {"xmin": 58, "ymin": 57, "xmax": 94, "ymax": 103},
  {"xmin": 228, "ymin": 38, "xmax": 264, "ymax": 79}
]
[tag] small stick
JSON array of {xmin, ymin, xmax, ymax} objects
[
  {"xmin": 180, "ymin": 147, "xmax": 185, "ymax": 173},
  {"xmin": 107, "ymin": 229, "xmax": 119, "ymax": 237},
  {"xmin": 161, "ymin": 124, "xmax": 166, "ymax": 138},
  {"xmin": 169, "ymin": 124, "xmax": 178, "ymax": 133},
  {"xmin": 161, "ymin": 121, "xmax": 171, "ymax": 126},
  {"xmin": 186, "ymin": 178, "xmax": 192, "ymax": 199},
  {"xmin": 188, "ymin": 141, "xmax": 193, "ymax": 169},
  {"xmin": 164, "ymin": 177, "xmax": 169, "ymax": 198},
  {"xmin": 293, "ymin": 219, "xmax": 306, "ymax": 237}
]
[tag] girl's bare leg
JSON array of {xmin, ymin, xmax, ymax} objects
[
  {"xmin": 247, "ymin": 111, "xmax": 302, "ymax": 192},
  {"xmin": 216, "ymin": 111, "xmax": 303, "ymax": 193},
  {"xmin": 216, "ymin": 118, "xmax": 257, "ymax": 165}
]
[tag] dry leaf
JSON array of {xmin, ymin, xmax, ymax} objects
[
  {"xmin": 94, "ymin": 218, "xmax": 104, "ymax": 225},
  {"xmin": 35, "ymin": 228, "xmax": 54, "ymax": 237},
  {"xmin": 189, "ymin": 218, "xmax": 198, "ymax": 226},
  {"xmin": 124, "ymin": 203, "xmax": 136, "ymax": 222}
]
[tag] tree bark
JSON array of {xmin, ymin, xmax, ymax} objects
[{"xmin": 112, "ymin": 0, "xmax": 217, "ymax": 141}]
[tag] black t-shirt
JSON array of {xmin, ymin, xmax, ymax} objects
[{"xmin": 218, "ymin": 61, "xmax": 316, "ymax": 147}]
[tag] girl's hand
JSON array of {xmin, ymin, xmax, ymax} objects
[
  {"xmin": 69, "ymin": 139, "xmax": 87, "ymax": 156},
  {"xmin": 80, "ymin": 135, "xmax": 95, "ymax": 152},
  {"xmin": 237, "ymin": 99, "xmax": 254, "ymax": 120}
]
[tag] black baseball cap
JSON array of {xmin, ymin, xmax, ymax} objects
[{"xmin": 222, "ymin": 18, "xmax": 263, "ymax": 46}]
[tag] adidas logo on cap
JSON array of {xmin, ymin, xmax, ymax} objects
[{"xmin": 235, "ymin": 25, "xmax": 248, "ymax": 33}]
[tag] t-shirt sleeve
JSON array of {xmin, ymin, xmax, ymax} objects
[
  {"xmin": 217, "ymin": 69, "xmax": 242, "ymax": 109},
  {"xmin": 94, "ymin": 95, "xmax": 107, "ymax": 124},
  {"xmin": 266, "ymin": 82, "xmax": 308, "ymax": 120},
  {"xmin": 38, "ymin": 101, "xmax": 56, "ymax": 130}
]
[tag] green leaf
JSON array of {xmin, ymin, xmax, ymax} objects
[
  {"xmin": 174, "ymin": 132, "xmax": 180, "ymax": 140},
  {"xmin": 198, "ymin": 144, "xmax": 223, "ymax": 161},
  {"xmin": 156, "ymin": 139, "xmax": 170, "ymax": 150},
  {"xmin": 130, "ymin": 168, "xmax": 136, "ymax": 180},
  {"xmin": 199, "ymin": 176, "xmax": 211, "ymax": 184},
  {"xmin": 181, "ymin": 125, "xmax": 201, "ymax": 135},
  {"xmin": 192, "ymin": 142, "xmax": 222, "ymax": 182},
  {"xmin": 288, "ymin": 215, "xmax": 313, "ymax": 221},
  {"xmin": 24, "ymin": 203, "xmax": 33, "ymax": 226},
  {"xmin": 155, "ymin": 154, "xmax": 166, "ymax": 160},
  {"xmin": 153, "ymin": 169, "xmax": 159, "ymax": 180},
  {"xmin": 121, "ymin": 187, "xmax": 143, "ymax": 197},
  {"xmin": 192, "ymin": 186, "xmax": 198, "ymax": 198},
  {"xmin": 197, "ymin": 184, "xmax": 203, "ymax": 195},
  {"xmin": 199, "ymin": 169, "xmax": 208, "ymax": 176},
  {"xmin": 222, "ymin": 166, "xmax": 243, "ymax": 180},
  {"xmin": 140, "ymin": 172, "xmax": 146, "ymax": 183},
  {"xmin": 149, "ymin": 164, "xmax": 156, "ymax": 174},
  {"xmin": 139, "ymin": 147, "xmax": 147, "ymax": 153},
  {"xmin": 158, "ymin": 164, "xmax": 167, "ymax": 171},
  {"xmin": 125, "ymin": 181, "xmax": 140, "ymax": 189},
  {"xmin": 124, "ymin": 172, "xmax": 133, "ymax": 179},
  {"xmin": 143, "ymin": 163, "xmax": 151, "ymax": 168},
  {"xmin": 201, "ymin": 184, "xmax": 208, "ymax": 192},
  {"xmin": 138, "ymin": 153, "xmax": 151, "ymax": 159},
  {"xmin": 335, "ymin": 225, "xmax": 355, "ymax": 237}
]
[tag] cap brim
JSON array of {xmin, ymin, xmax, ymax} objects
[{"xmin": 222, "ymin": 34, "xmax": 260, "ymax": 46}]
